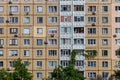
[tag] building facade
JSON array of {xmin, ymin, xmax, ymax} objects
[
  {"xmin": 0, "ymin": 0, "xmax": 59, "ymax": 80},
  {"xmin": 0, "ymin": 0, "xmax": 120, "ymax": 80},
  {"xmin": 59, "ymin": 0, "xmax": 85, "ymax": 76}
]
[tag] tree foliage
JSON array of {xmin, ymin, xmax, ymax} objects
[
  {"xmin": 51, "ymin": 50, "xmax": 86, "ymax": 80},
  {"xmin": 0, "ymin": 58, "xmax": 32, "ymax": 80},
  {"xmin": 84, "ymin": 50, "xmax": 97, "ymax": 59}
]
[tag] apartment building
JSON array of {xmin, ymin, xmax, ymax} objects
[
  {"xmin": 59, "ymin": 0, "xmax": 85, "ymax": 76},
  {"xmin": 111, "ymin": 0, "xmax": 120, "ymax": 77},
  {"xmin": 0, "ymin": 0, "xmax": 59, "ymax": 79},
  {"xmin": 85, "ymin": 0, "xmax": 112, "ymax": 79}
]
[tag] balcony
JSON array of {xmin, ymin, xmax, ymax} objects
[
  {"xmin": 73, "ymin": 33, "xmax": 85, "ymax": 38},
  {"xmin": 60, "ymin": 56, "xmax": 71, "ymax": 60},
  {"xmin": 75, "ymin": 66, "xmax": 85, "ymax": 71},
  {"xmin": 73, "ymin": 22, "xmax": 85, "ymax": 27},
  {"xmin": 60, "ymin": 22, "xmax": 72, "ymax": 27},
  {"xmin": 60, "ymin": 44, "xmax": 71, "ymax": 49},
  {"xmin": 73, "ymin": 44, "xmax": 85, "ymax": 49},
  {"xmin": 60, "ymin": 12, "xmax": 72, "ymax": 16},
  {"xmin": 60, "ymin": 1, "xmax": 72, "ymax": 5},
  {"xmin": 73, "ymin": 11, "xmax": 85, "ymax": 15},
  {"xmin": 73, "ymin": 0, "xmax": 85, "ymax": 5},
  {"xmin": 76, "ymin": 55, "xmax": 85, "ymax": 60},
  {"xmin": 60, "ymin": 33, "xmax": 72, "ymax": 38}
]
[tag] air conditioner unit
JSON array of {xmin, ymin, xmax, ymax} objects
[
  {"xmin": 50, "ymin": 34, "xmax": 54, "ymax": 37},
  {"xmin": 92, "ymin": 12, "xmax": 96, "ymax": 15},
  {"xmin": 113, "ymin": 34, "xmax": 117, "ymax": 37},
  {"xmin": 9, "ymin": 12, "xmax": 13, "ymax": 15},
  {"xmin": 26, "ymin": 12, "xmax": 29, "ymax": 15},
  {"xmin": 92, "ymin": 23, "xmax": 96, "ymax": 26},
  {"xmin": 6, "ymin": 19, "xmax": 9, "ymax": 23},
  {"xmin": 9, "ymin": 1, "xmax": 12, "ymax": 4},
  {"xmin": 0, "ymin": 45, "xmax": 3, "ymax": 48},
  {"xmin": 7, "ymin": 67, "xmax": 11, "ymax": 71},
  {"xmin": 44, "ymin": 41, "xmax": 48, "ymax": 44},
  {"xmin": 14, "ymin": 34, "xmax": 18, "ymax": 37}
]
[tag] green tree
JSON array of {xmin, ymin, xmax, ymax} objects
[
  {"xmin": 13, "ymin": 58, "xmax": 32, "ymax": 80},
  {"xmin": 0, "ymin": 58, "xmax": 32, "ymax": 80},
  {"xmin": 51, "ymin": 50, "xmax": 86, "ymax": 80}
]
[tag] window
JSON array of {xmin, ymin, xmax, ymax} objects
[
  {"xmin": 61, "ymin": 49, "xmax": 71, "ymax": 57},
  {"xmin": 0, "ymin": 6, "xmax": 4, "ymax": 12},
  {"xmin": 24, "ymin": 61, "xmax": 29, "ymax": 68},
  {"xmin": 61, "ymin": 38, "xmax": 71, "ymax": 45},
  {"xmin": 61, "ymin": 27, "xmax": 71, "ymax": 34},
  {"xmin": 0, "ymin": 17, "xmax": 4, "ymax": 23},
  {"xmin": 115, "ymin": 28, "xmax": 120, "ymax": 34},
  {"xmin": 48, "ymin": 39, "xmax": 57, "ymax": 45},
  {"xmin": 102, "ymin": 6, "xmax": 108, "ymax": 12},
  {"xmin": 36, "ymin": 72, "xmax": 42, "ymax": 78},
  {"xmin": 102, "ymin": 72, "xmax": 109, "ymax": 79},
  {"xmin": 9, "ymin": 61, "xmax": 14, "ymax": 67},
  {"xmin": 23, "ymin": 28, "xmax": 30, "ymax": 35},
  {"xmin": 37, "ymin": 17, "xmax": 43, "ymax": 23},
  {"xmin": 10, "ymin": 6, "xmax": 18, "ymax": 13},
  {"xmin": 37, "ymin": 61, "xmax": 42, "ymax": 67},
  {"xmin": 61, "ymin": 5, "xmax": 71, "ymax": 11},
  {"xmin": 88, "ymin": 39, "xmax": 96, "ymax": 45},
  {"xmin": 0, "ymin": 50, "xmax": 3, "ymax": 56},
  {"xmin": 9, "ymin": 50, "xmax": 18, "ymax": 56},
  {"xmin": 88, "ymin": 6, "xmax": 96, "ymax": 12},
  {"xmin": 102, "ymin": 61, "xmax": 108, "ymax": 67},
  {"xmin": 0, "ymin": 39, "xmax": 4, "ymax": 45},
  {"xmin": 61, "ymin": 16, "xmax": 71, "ymax": 22},
  {"xmin": 74, "ymin": 5, "xmax": 84, "ymax": 11},
  {"xmin": 10, "ymin": 17, "xmax": 18, "ymax": 23},
  {"xmin": 49, "ymin": 6, "xmax": 57, "ymax": 12},
  {"xmin": 115, "ymin": 17, "xmax": 120, "ymax": 23},
  {"xmin": 115, "ymin": 50, "xmax": 120, "ymax": 57},
  {"xmin": 9, "ymin": 39, "xmax": 18, "ymax": 45},
  {"xmin": 88, "ymin": 61, "xmax": 96, "ymax": 67},
  {"xmin": 24, "ymin": 6, "xmax": 30, "ymax": 12},
  {"xmin": 24, "ymin": 17, "xmax": 30, "ymax": 23},
  {"xmin": 115, "ymin": 61, "xmax": 120, "ymax": 67},
  {"xmin": 37, "ymin": 39, "xmax": 43, "ymax": 45},
  {"xmin": 74, "ymin": 27, "xmax": 84, "ymax": 34},
  {"xmin": 102, "ymin": 28, "xmax": 108, "ymax": 35},
  {"xmin": 74, "ymin": 16, "xmax": 84, "ymax": 22},
  {"xmin": 102, "ymin": 39, "xmax": 108, "ymax": 45},
  {"xmin": 23, "ymin": 50, "xmax": 30, "ymax": 56},
  {"xmin": 37, "ymin": 28, "xmax": 43, "ymax": 34},
  {"xmin": 76, "ymin": 50, "xmax": 84, "ymax": 56},
  {"xmin": 48, "ymin": 50, "xmax": 57, "ymax": 56},
  {"xmin": 74, "ymin": 39, "xmax": 84, "ymax": 45},
  {"xmin": 88, "ymin": 17, "xmax": 96, "ymax": 23},
  {"xmin": 36, "ymin": 50, "xmax": 42, "ymax": 56},
  {"xmin": 37, "ymin": 6, "xmax": 43, "ymax": 12},
  {"xmin": 24, "ymin": 39, "xmax": 30, "ymax": 45},
  {"xmin": 115, "ymin": 39, "xmax": 120, "ymax": 45},
  {"xmin": 88, "ymin": 28, "xmax": 96, "ymax": 34},
  {"xmin": 76, "ymin": 60, "xmax": 84, "ymax": 66},
  {"xmin": 48, "ymin": 17, "xmax": 57, "ymax": 23},
  {"xmin": 48, "ymin": 28, "xmax": 57, "ymax": 34},
  {"xmin": 0, "ymin": 28, "xmax": 4, "ymax": 34},
  {"xmin": 10, "ymin": 28, "xmax": 18, "ymax": 34},
  {"xmin": 61, "ymin": 60, "xmax": 70, "ymax": 67},
  {"xmin": 115, "ymin": 6, "xmax": 120, "ymax": 12},
  {"xmin": 48, "ymin": 61, "xmax": 57, "ymax": 68},
  {"xmin": 88, "ymin": 72, "xmax": 96, "ymax": 79},
  {"xmin": 102, "ymin": 17, "xmax": 108, "ymax": 23},
  {"xmin": 102, "ymin": 50, "xmax": 108, "ymax": 56},
  {"xmin": 0, "ymin": 61, "xmax": 3, "ymax": 67}
]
